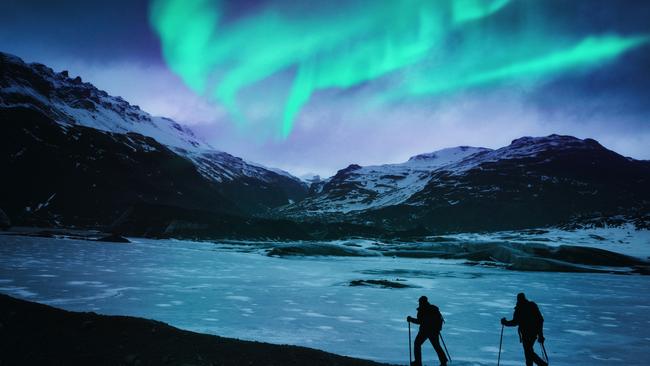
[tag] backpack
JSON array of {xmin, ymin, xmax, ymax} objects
[
  {"xmin": 431, "ymin": 304, "xmax": 444, "ymax": 332},
  {"xmin": 520, "ymin": 301, "xmax": 543, "ymax": 333}
]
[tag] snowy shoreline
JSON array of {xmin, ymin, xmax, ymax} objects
[{"xmin": 4, "ymin": 225, "xmax": 649, "ymax": 274}]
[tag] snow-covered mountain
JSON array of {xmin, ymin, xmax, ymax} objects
[
  {"xmin": 288, "ymin": 146, "xmax": 490, "ymax": 214},
  {"xmin": 0, "ymin": 51, "xmax": 307, "ymax": 226},
  {"xmin": 2, "ymin": 51, "xmax": 648, "ymax": 235},
  {"xmin": 447, "ymin": 135, "xmax": 612, "ymax": 175},
  {"xmin": 278, "ymin": 135, "xmax": 650, "ymax": 233},
  {"xmin": 0, "ymin": 52, "xmax": 304, "ymax": 187},
  {"xmin": 0, "ymin": 53, "xmax": 207, "ymax": 151}
]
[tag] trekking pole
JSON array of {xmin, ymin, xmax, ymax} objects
[
  {"xmin": 408, "ymin": 321, "xmax": 412, "ymax": 365},
  {"xmin": 497, "ymin": 324, "xmax": 504, "ymax": 366},
  {"xmin": 541, "ymin": 342, "xmax": 549, "ymax": 365},
  {"xmin": 440, "ymin": 333, "xmax": 452, "ymax": 363}
]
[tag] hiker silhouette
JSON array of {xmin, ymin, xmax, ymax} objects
[
  {"xmin": 407, "ymin": 296, "xmax": 447, "ymax": 366},
  {"xmin": 501, "ymin": 293, "xmax": 548, "ymax": 366}
]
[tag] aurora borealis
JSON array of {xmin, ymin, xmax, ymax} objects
[
  {"xmin": 150, "ymin": 0, "xmax": 648, "ymax": 138},
  {"xmin": 2, "ymin": 0, "xmax": 649, "ymax": 177}
]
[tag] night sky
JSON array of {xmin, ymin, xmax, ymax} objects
[{"xmin": 1, "ymin": 0, "xmax": 649, "ymax": 177}]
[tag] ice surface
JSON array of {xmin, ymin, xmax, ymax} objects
[{"xmin": 0, "ymin": 235, "xmax": 648, "ymax": 365}]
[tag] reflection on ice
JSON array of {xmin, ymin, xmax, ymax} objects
[
  {"xmin": 225, "ymin": 295, "xmax": 251, "ymax": 301},
  {"xmin": 565, "ymin": 329, "xmax": 597, "ymax": 336}
]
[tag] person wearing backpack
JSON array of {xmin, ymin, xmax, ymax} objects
[
  {"xmin": 501, "ymin": 293, "xmax": 548, "ymax": 366},
  {"xmin": 407, "ymin": 296, "xmax": 448, "ymax": 366}
]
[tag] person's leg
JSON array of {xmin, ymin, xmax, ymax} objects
[
  {"xmin": 523, "ymin": 337, "xmax": 547, "ymax": 366},
  {"xmin": 522, "ymin": 338, "xmax": 535, "ymax": 366},
  {"xmin": 413, "ymin": 331, "xmax": 427, "ymax": 366},
  {"xmin": 530, "ymin": 339, "xmax": 547, "ymax": 366},
  {"xmin": 532, "ymin": 351, "xmax": 548, "ymax": 366},
  {"xmin": 429, "ymin": 333, "xmax": 448, "ymax": 365}
]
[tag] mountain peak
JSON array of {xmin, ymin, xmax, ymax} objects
[
  {"xmin": 0, "ymin": 51, "xmax": 211, "ymax": 152},
  {"xmin": 408, "ymin": 146, "xmax": 490, "ymax": 163},
  {"xmin": 510, "ymin": 134, "xmax": 602, "ymax": 148},
  {"xmin": 0, "ymin": 51, "xmax": 23, "ymax": 65},
  {"xmin": 334, "ymin": 164, "xmax": 362, "ymax": 176},
  {"xmin": 505, "ymin": 134, "xmax": 606, "ymax": 158}
]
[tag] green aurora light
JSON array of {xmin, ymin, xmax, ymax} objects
[{"xmin": 149, "ymin": 0, "xmax": 649, "ymax": 138}]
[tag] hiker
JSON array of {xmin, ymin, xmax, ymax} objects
[
  {"xmin": 501, "ymin": 293, "xmax": 548, "ymax": 366},
  {"xmin": 407, "ymin": 296, "xmax": 448, "ymax": 366}
]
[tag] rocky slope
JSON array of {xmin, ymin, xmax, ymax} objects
[{"xmin": 0, "ymin": 52, "xmax": 307, "ymax": 227}]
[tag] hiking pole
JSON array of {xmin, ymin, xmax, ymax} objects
[
  {"xmin": 497, "ymin": 324, "xmax": 504, "ymax": 366},
  {"xmin": 541, "ymin": 342, "xmax": 549, "ymax": 365},
  {"xmin": 408, "ymin": 321, "xmax": 412, "ymax": 365},
  {"xmin": 440, "ymin": 333, "xmax": 452, "ymax": 363}
]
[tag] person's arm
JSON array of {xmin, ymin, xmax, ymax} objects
[
  {"xmin": 407, "ymin": 315, "xmax": 421, "ymax": 324},
  {"xmin": 501, "ymin": 307, "xmax": 519, "ymax": 327}
]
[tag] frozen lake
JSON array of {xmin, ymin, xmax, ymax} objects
[{"xmin": 0, "ymin": 235, "xmax": 649, "ymax": 365}]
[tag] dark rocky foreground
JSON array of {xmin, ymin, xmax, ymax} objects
[{"xmin": 0, "ymin": 294, "xmax": 392, "ymax": 366}]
